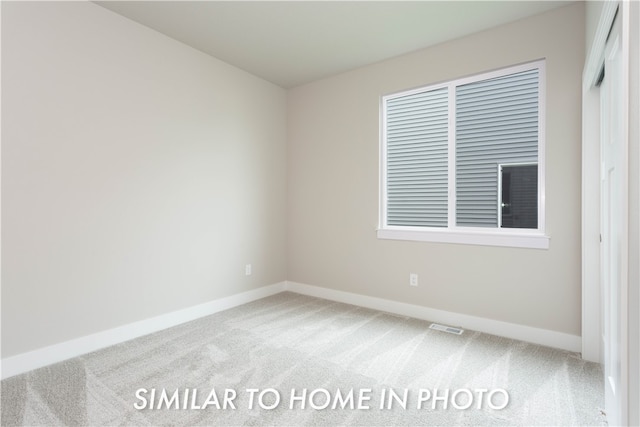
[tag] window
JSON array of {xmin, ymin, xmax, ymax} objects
[
  {"xmin": 499, "ymin": 163, "xmax": 538, "ymax": 229},
  {"xmin": 379, "ymin": 60, "xmax": 549, "ymax": 249}
]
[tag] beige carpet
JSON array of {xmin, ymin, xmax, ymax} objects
[{"xmin": 1, "ymin": 292, "xmax": 605, "ymax": 426}]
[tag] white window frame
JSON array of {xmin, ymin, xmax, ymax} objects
[{"xmin": 378, "ymin": 60, "xmax": 549, "ymax": 249}]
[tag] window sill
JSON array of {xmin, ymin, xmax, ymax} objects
[{"xmin": 377, "ymin": 227, "xmax": 550, "ymax": 249}]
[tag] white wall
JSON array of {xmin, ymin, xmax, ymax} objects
[
  {"xmin": 1, "ymin": 2, "xmax": 287, "ymax": 358},
  {"xmin": 287, "ymin": 4, "xmax": 585, "ymax": 336}
]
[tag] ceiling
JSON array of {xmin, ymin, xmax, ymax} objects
[{"xmin": 96, "ymin": 1, "xmax": 575, "ymax": 88}]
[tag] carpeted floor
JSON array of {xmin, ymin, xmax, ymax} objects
[{"xmin": 1, "ymin": 292, "xmax": 605, "ymax": 426}]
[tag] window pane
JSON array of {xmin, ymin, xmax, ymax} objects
[
  {"xmin": 501, "ymin": 164, "xmax": 538, "ymax": 229},
  {"xmin": 386, "ymin": 88, "xmax": 449, "ymax": 227},
  {"xmin": 455, "ymin": 69, "xmax": 539, "ymax": 228}
]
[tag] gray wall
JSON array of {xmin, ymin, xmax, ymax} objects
[
  {"xmin": 287, "ymin": 4, "xmax": 585, "ymax": 335},
  {"xmin": 1, "ymin": 2, "xmax": 287, "ymax": 357}
]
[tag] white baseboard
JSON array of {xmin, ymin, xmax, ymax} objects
[
  {"xmin": 2, "ymin": 280, "xmax": 582, "ymax": 380},
  {"xmin": 1, "ymin": 282, "xmax": 286, "ymax": 380},
  {"xmin": 284, "ymin": 281, "xmax": 582, "ymax": 353}
]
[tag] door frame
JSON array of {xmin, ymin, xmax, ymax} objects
[
  {"xmin": 582, "ymin": 1, "xmax": 639, "ymax": 425},
  {"xmin": 582, "ymin": 0, "xmax": 618, "ymax": 368},
  {"xmin": 600, "ymin": 13, "xmax": 626, "ymax": 426}
]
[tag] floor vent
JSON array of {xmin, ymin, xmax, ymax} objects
[{"xmin": 429, "ymin": 323, "xmax": 464, "ymax": 335}]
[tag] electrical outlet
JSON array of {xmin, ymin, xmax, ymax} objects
[
  {"xmin": 245, "ymin": 264, "xmax": 252, "ymax": 276},
  {"xmin": 409, "ymin": 273, "xmax": 418, "ymax": 287}
]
